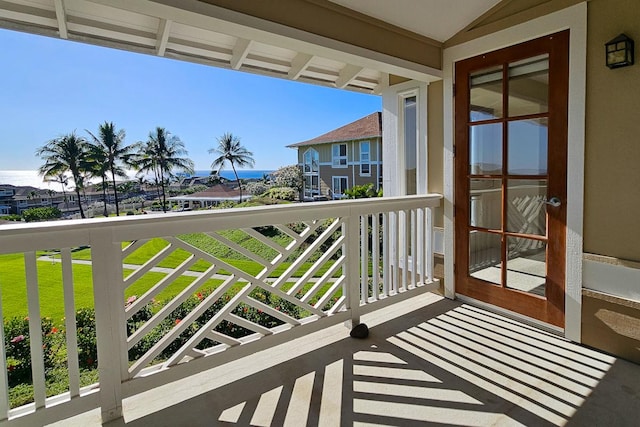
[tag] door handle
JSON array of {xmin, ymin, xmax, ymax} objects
[{"xmin": 545, "ymin": 196, "xmax": 561, "ymax": 207}]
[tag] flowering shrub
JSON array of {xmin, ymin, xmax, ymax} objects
[
  {"xmin": 271, "ymin": 165, "xmax": 303, "ymax": 191},
  {"xmin": 3, "ymin": 317, "xmax": 61, "ymax": 387},
  {"xmin": 245, "ymin": 181, "xmax": 270, "ymax": 196},
  {"xmin": 75, "ymin": 308, "xmax": 98, "ymax": 369}
]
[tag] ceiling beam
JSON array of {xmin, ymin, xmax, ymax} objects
[
  {"xmin": 230, "ymin": 37, "xmax": 252, "ymax": 70},
  {"xmin": 335, "ymin": 64, "xmax": 363, "ymax": 88},
  {"xmin": 373, "ymin": 72, "xmax": 389, "ymax": 94},
  {"xmin": 53, "ymin": 0, "xmax": 68, "ymax": 39},
  {"xmin": 156, "ymin": 18, "xmax": 172, "ymax": 56},
  {"xmin": 287, "ymin": 53, "xmax": 313, "ymax": 80}
]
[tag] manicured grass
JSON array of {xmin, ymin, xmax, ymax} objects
[
  {"xmin": 3, "ymin": 226, "xmax": 343, "ymax": 322},
  {"xmin": 0, "ymin": 253, "xmax": 222, "ymax": 321},
  {"xmin": 54, "ymin": 233, "xmax": 339, "ymax": 278}
]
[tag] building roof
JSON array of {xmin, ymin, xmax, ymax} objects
[
  {"xmin": 168, "ymin": 184, "xmax": 248, "ymax": 202},
  {"xmin": 287, "ymin": 112, "xmax": 381, "ymax": 148}
]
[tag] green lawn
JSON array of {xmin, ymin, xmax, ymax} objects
[
  {"xmin": 3, "ymin": 229, "xmax": 344, "ymax": 322},
  {"xmin": 0, "ymin": 253, "xmax": 223, "ymax": 322},
  {"xmin": 54, "ymin": 234, "xmax": 338, "ymax": 278}
]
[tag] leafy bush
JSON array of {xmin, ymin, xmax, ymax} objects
[
  {"xmin": 75, "ymin": 308, "xmax": 97, "ymax": 369},
  {"xmin": 343, "ymin": 183, "xmax": 381, "ymax": 199},
  {"xmin": 263, "ymin": 187, "xmax": 296, "ymax": 201},
  {"xmin": 4, "ymin": 317, "xmax": 61, "ymax": 386},
  {"xmin": 3, "ymin": 214, "xmax": 22, "ymax": 221},
  {"xmin": 21, "ymin": 207, "xmax": 62, "ymax": 222}
]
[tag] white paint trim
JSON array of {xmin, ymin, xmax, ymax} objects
[
  {"xmin": 381, "ymin": 80, "xmax": 428, "ymax": 198},
  {"xmin": 584, "ymin": 259, "xmax": 640, "ymax": 303},
  {"xmin": 443, "ymin": 2, "xmax": 587, "ymax": 341}
]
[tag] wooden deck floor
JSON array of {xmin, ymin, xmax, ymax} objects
[{"xmin": 48, "ymin": 293, "xmax": 640, "ymax": 427}]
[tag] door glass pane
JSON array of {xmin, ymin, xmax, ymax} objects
[
  {"xmin": 506, "ymin": 179, "xmax": 547, "ymax": 236},
  {"xmin": 470, "ymin": 123, "xmax": 502, "ymax": 175},
  {"xmin": 508, "ymin": 118, "xmax": 548, "ymax": 175},
  {"xmin": 470, "ymin": 179, "xmax": 502, "ymax": 230},
  {"xmin": 470, "ymin": 65, "xmax": 503, "ymax": 121},
  {"xmin": 469, "ymin": 231, "xmax": 502, "ymax": 285},
  {"xmin": 508, "ymin": 54, "xmax": 549, "ymax": 117},
  {"xmin": 506, "ymin": 237, "xmax": 546, "ymax": 296}
]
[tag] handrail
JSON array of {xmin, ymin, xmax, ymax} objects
[{"xmin": 0, "ymin": 194, "xmax": 442, "ymax": 424}]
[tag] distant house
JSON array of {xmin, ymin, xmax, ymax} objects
[
  {"xmin": 287, "ymin": 112, "xmax": 382, "ymax": 200},
  {"xmin": 168, "ymin": 184, "xmax": 250, "ymax": 209},
  {"xmin": 0, "ymin": 185, "xmax": 65, "ymax": 215}
]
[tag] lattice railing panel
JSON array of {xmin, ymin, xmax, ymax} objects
[{"xmin": 122, "ymin": 218, "xmax": 346, "ymax": 377}]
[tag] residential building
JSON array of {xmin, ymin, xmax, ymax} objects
[
  {"xmin": 1, "ymin": 1, "xmax": 640, "ymax": 425},
  {"xmin": 288, "ymin": 112, "xmax": 382, "ymax": 200},
  {"xmin": 0, "ymin": 185, "xmax": 63, "ymax": 215}
]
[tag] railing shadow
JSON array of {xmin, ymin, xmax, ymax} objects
[{"xmin": 108, "ymin": 297, "xmax": 640, "ymax": 427}]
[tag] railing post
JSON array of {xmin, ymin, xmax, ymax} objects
[
  {"xmin": 346, "ymin": 214, "xmax": 368, "ymax": 338},
  {"xmin": 91, "ymin": 228, "xmax": 126, "ymax": 423}
]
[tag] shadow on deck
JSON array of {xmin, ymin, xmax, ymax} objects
[{"xmin": 57, "ymin": 293, "xmax": 640, "ymax": 426}]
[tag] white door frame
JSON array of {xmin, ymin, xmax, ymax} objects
[{"xmin": 442, "ymin": 3, "xmax": 587, "ymax": 342}]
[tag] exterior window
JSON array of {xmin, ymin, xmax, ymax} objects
[
  {"xmin": 332, "ymin": 176, "xmax": 348, "ymax": 198},
  {"xmin": 404, "ymin": 95, "xmax": 417, "ymax": 195},
  {"xmin": 332, "ymin": 143, "xmax": 348, "ymax": 167},
  {"xmin": 360, "ymin": 141, "xmax": 370, "ymax": 175},
  {"xmin": 303, "ymin": 149, "xmax": 319, "ymax": 199}
]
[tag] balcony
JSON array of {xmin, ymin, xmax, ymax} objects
[{"xmin": 1, "ymin": 195, "xmax": 638, "ymax": 426}]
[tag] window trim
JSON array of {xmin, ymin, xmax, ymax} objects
[
  {"xmin": 302, "ymin": 148, "xmax": 320, "ymax": 199},
  {"xmin": 360, "ymin": 140, "xmax": 371, "ymax": 176},
  {"xmin": 399, "ymin": 89, "xmax": 419, "ymax": 196},
  {"xmin": 331, "ymin": 176, "xmax": 348, "ymax": 198},
  {"xmin": 332, "ymin": 143, "xmax": 348, "ymax": 168}
]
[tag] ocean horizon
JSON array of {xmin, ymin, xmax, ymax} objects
[{"xmin": 0, "ymin": 169, "xmax": 274, "ymax": 189}]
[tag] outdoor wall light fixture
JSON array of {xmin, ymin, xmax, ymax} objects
[{"xmin": 605, "ymin": 34, "xmax": 634, "ymax": 69}]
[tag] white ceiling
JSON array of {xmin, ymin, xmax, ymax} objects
[
  {"xmin": 0, "ymin": 0, "xmax": 502, "ymax": 93},
  {"xmin": 330, "ymin": 0, "xmax": 502, "ymax": 42}
]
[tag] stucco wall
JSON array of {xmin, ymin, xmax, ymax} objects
[{"xmin": 584, "ymin": 0, "xmax": 640, "ymax": 262}]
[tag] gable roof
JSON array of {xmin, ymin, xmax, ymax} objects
[
  {"xmin": 287, "ymin": 112, "xmax": 381, "ymax": 148},
  {"xmin": 168, "ymin": 184, "xmax": 245, "ymax": 201}
]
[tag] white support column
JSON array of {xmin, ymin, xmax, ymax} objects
[{"xmin": 91, "ymin": 228, "xmax": 126, "ymax": 423}]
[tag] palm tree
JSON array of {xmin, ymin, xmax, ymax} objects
[
  {"xmin": 209, "ymin": 133, "xmax": 255, "ymax": 202},
  {"xmin": 85, "ymin": 145, "xmax": 111, "ymax": 217},
  {"xmin": 37, "ymin": 132, "xmax": 89, "ymax": 219},
  {"xmin": 87, "ymin": 122, "xmax": 138, "ymax": 216},
  {"xmin": 134, "ymin": 127, "xmax": 194, "ymax": 212},
  {"xmin": 46, "ymin": 173, "xmax": 69, "ymax": 211}
]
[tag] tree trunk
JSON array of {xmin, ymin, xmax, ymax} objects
[
  {"xmin": 75, "ymin": 187, "xmax": 85, "ymax": 219},
  {"xmin": 231, "ymin": 163, "xmax": 242, "ymax": 203},
  {"xmin": 111, "ymin": 168, "xmax": 120, "ymax": 216},
  {"xmin": 101, "ymin": 178, "xmax": 108, "ymax": 217}
]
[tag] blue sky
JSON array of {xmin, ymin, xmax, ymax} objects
[{"xmin": 0, "ymin": 29, "xmax": 381, "ymax": 171}]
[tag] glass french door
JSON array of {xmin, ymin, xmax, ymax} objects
[{"xmin": 454, "ymin": 31, "xmax": 569, "ymax": 327}]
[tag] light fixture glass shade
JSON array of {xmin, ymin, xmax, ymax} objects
[{"xmin": 605, "ymin": 34, "xmax": 634, "ymax": 69}]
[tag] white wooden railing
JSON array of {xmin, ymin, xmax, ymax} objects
[{"xmin": 0, "ymin": 195, "xmax": 441, "ymax": 425}]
